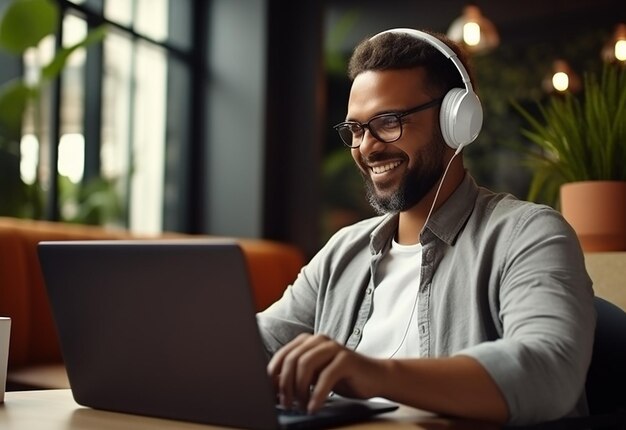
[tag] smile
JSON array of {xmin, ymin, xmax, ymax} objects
[{"xmin": 370, "ymin": 161, "xmax": 402, "ymax": 174}]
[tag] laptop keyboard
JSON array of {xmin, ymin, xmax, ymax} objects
[
  {"xmin": 276, "ymin": 405, "xmax": 309, "ymax": 417},
  {"xmin": 276, "ymin": 397, "xmax": 373, "ymax": 417},
  {"xmin": 275, "ymin": 397, "xmax": 398, "ymax": 430}
]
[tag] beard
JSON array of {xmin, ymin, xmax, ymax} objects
[{"xmin": 360, "ymin": 132, "xmax": 446, "ymax": 215}]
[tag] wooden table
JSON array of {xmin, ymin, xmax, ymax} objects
[{"xmin": 0, "ymin": 389, "xmax": 500, "ymax": 429}]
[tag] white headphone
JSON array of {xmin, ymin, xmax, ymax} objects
[{"xmin": 370, "ymin": 28, "xmax": 483, "ymax": 151}]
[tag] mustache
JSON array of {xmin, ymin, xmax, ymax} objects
[{"xmin": 360, "ymin": 152, "xmax": 408, "ymax": 165}]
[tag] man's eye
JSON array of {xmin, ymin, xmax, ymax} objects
[
  {"xmin": 348, "ymin": 123, "xmax": 362, "ymax": 133},
  {"xmin": 376, "ymin": 116, "xmax": 400, "ymax": 130}
]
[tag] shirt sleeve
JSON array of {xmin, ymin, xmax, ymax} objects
[
  {"xmin": 457, "ymin": 206, "xmax": 596, "ymax": 425},
  {"xmin": 256, "ymin": 230, "xmax": 338, "ymax": 356}
]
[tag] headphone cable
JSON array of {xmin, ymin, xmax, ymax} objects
[
  {"xmin": 388, "ymin": 147, "xmax": 462, "ymax": 359},
  {"xmin": 420, "ymin": 146, "xmax": 462, "ymax": 238}
]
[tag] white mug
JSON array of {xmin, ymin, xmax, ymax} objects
[{"xmin": 0, "ymin": 317, "xmax": 11, "ymax": 403}]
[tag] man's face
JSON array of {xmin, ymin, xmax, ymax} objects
[{"xmin": 347, "ymin": 68, "xmax": 447, "ymax": 214}]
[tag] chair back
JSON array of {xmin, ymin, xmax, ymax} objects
[{"xmin": 585, "ymin": 296, "xmax": 626, "ymax": 416}]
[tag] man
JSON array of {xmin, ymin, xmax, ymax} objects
[{"xmin": 257, "ymin": 28, "xmax": 595, "ymax": 426}]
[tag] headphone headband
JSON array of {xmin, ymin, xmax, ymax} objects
[{"xmin": 370, "ymin": 28, "xmax": 473, "ymax": 90}]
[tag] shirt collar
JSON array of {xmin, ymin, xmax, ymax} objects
[
  {"xmin": 369, "ymin": 172, "xmax": 478, "ymax": 253},
  {"xmin": 425, "ymin": 172, "xmax": 478, "ymax": 245},
  {"xmin": 369, "ymin": 213, "xmax": 399, "ymax": 254}
]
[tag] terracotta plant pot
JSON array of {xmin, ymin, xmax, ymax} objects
[{"xmin": 560, "ymin": 181, "xmax": 626, "ymax": 252}]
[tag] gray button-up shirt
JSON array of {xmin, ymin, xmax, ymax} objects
[{"xmin": 257, "ymin": 173, "xmax": 595, "ymax": 425}]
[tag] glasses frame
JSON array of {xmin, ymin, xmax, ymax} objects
[{"xmin": 333, "ymin": 97, "xmax": 444, "ymax": 148}]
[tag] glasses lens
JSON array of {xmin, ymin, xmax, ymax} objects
[
  {"xmin": 369, "ymin": 115, "xmax": 402, "ymax": 143},
  {"xmin": 336, "ymin": 123, "xmax": 362, "ymax": 147}
]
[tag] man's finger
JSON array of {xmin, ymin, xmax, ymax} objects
[
  {"xmin": 307, "ymin": 350, "xmax": 351, "ymax": 413},
  {"xmin": 268, "ymin": 334, "xmax": 312, "ymax": 408},
  {"xmin": 267, "ymin": 333, "xmax": 310, "ymax": 378},
  {"xmin": 293, "ymin": 340, "xmax": 339, "ymax": 406}
]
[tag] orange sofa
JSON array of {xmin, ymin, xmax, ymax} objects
[{"xmin": 0, "ymin": 217, "xmax": 304, "ymax": 390}]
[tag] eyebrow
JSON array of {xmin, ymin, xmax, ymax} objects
[{"xmin": 344, "ymin": 108, "xmax": 406, "ymax": 122}]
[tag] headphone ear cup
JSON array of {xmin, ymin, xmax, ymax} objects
[{"xmin": 440, "ymin": 88, "xmax": 483, "ymax": 150}]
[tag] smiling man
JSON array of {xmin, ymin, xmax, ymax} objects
[{"xmin": 257, "ymin": 29, "xmax": 595, "ymax": 426}]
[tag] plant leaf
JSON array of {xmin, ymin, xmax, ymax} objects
[
  {"xmin": 42, "ymin": 25, "xmax": 107, "ymax": 80},
  {"xmin": 511, "ymin": 63, "xmax": 626, "ymax": 199},
  {"xmin": 0, "ymin": 79, "xmax": 36, "ymax": 143},
  {"xmin": 0, "ymin": 0, "xmax": 59, "ymax": 54}
]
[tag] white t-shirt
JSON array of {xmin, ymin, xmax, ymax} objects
[{"xmin": 355, "ymin": 239, "xmax": 423, "ymax": 359}]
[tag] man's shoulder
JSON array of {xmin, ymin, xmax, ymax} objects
[
  {"xmin": 473, "ymin": 187, "xmax": 569, "ymax": 236},
  {"xmin": 477, "ymin": 187, "xmax": 558, "ymax": 219},
  {"xmin": 329, "ymin": 214, "xmax": 390, "ymax": 243},
  {"xmin": 307, "ymin": 215, "xmax": 391, "ymax": 271}
]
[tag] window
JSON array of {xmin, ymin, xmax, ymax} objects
[{"xmin": 18, "ymin": 0, "xmax": 194, "ymax": 234}]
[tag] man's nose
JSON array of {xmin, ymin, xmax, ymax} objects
[{"xmin": 358, "ymin": 128, "xmax": 386, "ymax": 156}]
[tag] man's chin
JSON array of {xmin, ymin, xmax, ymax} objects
[
  {"xmin": 365, "ymin": 188, "xmax": 405, "ymax": 214},
  {"xmin": 367, "ymin": 176, "xmax": 399, "ymax": 195},
  {"xmin": 371, "ymin": 189, "xmax": 396, "ymax": 203}
]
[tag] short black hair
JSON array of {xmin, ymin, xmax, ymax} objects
[{"xmin": 347, "ymin": 30, "xmax": 475, "ymax": 97}]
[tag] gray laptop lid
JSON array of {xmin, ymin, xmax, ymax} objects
[{"xmin": 38, "ymin": 240, "xmax": 397, "ymax": 430}]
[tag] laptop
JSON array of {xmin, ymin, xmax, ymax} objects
[{"xmin": 38, "ymin": 240, "xmax": 398, "ymax": 429}]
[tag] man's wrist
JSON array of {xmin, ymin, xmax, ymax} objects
[{"xmin": 374, "ymin": 358, "xmax": 402, "ymax": 399}]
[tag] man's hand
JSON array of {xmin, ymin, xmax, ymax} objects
[
  {"xmin": 267, "ymin": 333, "xmax": 389, "ymax": 414},
  {"xmin": 267, "ymin": 334, "xmax": 509, "ymax": 423}
]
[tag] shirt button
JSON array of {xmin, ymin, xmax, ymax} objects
[
  {"xmin": 424, "ymin": 250, "xmax": 432, "ymax": 263},
  {"xmin": 353, "ymin": 328, "xmax": 361, "ymax": 336},
  {"xmin": 365, "ymin": 287, "xmax": 373, "ymax": 295}
]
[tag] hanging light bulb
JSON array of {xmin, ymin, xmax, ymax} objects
[
  {"xmin": 616, "ymin": 40, "xmax": 626, "ymax": 61},
  {"xmin": 542, "ymin": 60, "xmax": 582, "ymax": 94},
  {"xmin": 552, "ymin": 72, "xmax": 570, "ymax": 92},
  {"xmin": 463, "ymin": 22, "xmax": 481, "ymax": 46},
  {"xmin": 447, "ymin": 4, "xmax": 499, "ymax": 54},
  {"xmin": 602, "ymin": 23, "xmax": 626, "ymax": 63}
]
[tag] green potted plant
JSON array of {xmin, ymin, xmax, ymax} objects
[
  {"xmin": 0, "ymin": 0, "xmax": 107, "ymax": 220},
  {"xmin": 513, "ymin": 64, "xmax": 626, "ymax": 252}
]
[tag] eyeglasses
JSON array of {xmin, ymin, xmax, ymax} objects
[{"xmin": 333, "ymin": 97, "xmax": 444, "ymax": 148}]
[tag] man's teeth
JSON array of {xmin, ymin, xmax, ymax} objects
[{"xmin": 371, "ymin": 161, "xmax": 401, "ymax": 174}]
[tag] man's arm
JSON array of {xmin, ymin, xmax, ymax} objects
[
  {"xmin": 382, "ymin": 355, "xmax": 509, "ymax": 422},
  {"xmin": 462, "ymin": 207, "xmax": 595, "ymax": 423},
  {"xmin": 268, "ymin": 333, "xmax": 509, "ymax": 423},
  {"xmin": 258, "ymin": 219, "xmax": 379, "ymax": 356}
]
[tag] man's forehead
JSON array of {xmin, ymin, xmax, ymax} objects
[{"xmin": 346, "ymin": 69, "xmax": 431, "ymax": 118}]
